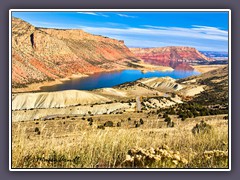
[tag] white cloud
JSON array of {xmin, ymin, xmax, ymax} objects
[
  {"xmin": 191, "ymin": 25, "xmax": 228, "ymax": 36},
  {"xmin": 79, "ymin": 25, "xmax": 228, "ymax": 41},
  {"xmin": 105, "ymin": 35, "xmax": 227, "ymax": 51},
  {"xmin": 77, "ymin": 12, "xmax": 109, "ymax": 17},
  {"xmin": 77, "ymin": 12, "xmax": 98, "ymax": 16},
  {"xmin": 78, "ymin": 25, "xmax": 228, "ymax": 51},
  {"xmin": 117, "ymin": 13, "xmax": 137, "ymax": 18},
  {"xmin": 30, "ymin": 21, "xmax": 79, "ymax": 29},
  {"xmin": 105, "ymin": 22, "xmax": 128, "ymax": 27},
  {"xmin": 99, "ymin": 14, "xmax": 109, "ymax": 17}
]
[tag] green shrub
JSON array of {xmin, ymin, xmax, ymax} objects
[
  {"xmin": 163, "ymin": 113, "xmax": 168, "ymax": 118},
  {"xmin": 135, "ymin": 123, "xmax": 140, "ymax": 128},
  {"xmin": 34, "ymin": 127, "xmax": 40, "ymax": 135},
  {"xmin": 97, "ymin": 125, "xmax": 105, "ymax": 130},
  {"xmin": 223, "ymin": 116, "xmax": 228, "ymax": 120},
  {"xmin": 87, "ymin": 118, "xmax": 93, "ymax": 122},
  {"xmin": 192, "ymin": 121, "xmax": 212, "ymax": 135},
  {"xmin": 104, "ymin": 121, "xmax": 114, "ymax": 127},
  {"xmin": 117, "ymin": 122, "xmax": 121, "ymax": 127},
  {"xmin": 34, "ymin": 127, "xmax": 40, "ymax": 132},
  {"xmin": 164, "ymin": 117, "xmax": 171, "ymax": 122},
  {"xmin": 167, "ymin": 121, "xmax": 174, "ymax": 128}
]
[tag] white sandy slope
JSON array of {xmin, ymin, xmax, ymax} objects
[
  {"xmin": 139, "ymin": 77, "xmax": 183, "ymax": 91},
  {"xmin": 96, "ymin": 88, "xmax": 127, "ymax": 97},
  {"xmin": 12, "ymin": 90, "xmax": 110, "ymax": 110},
  {"xmin": 181, "ymin": 86, "xmax": 205, "ymax": 96}
]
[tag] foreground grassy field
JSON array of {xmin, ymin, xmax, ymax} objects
[{"xmin": 12, "ymin": 112, "xmax": 228, "ymax": 169}]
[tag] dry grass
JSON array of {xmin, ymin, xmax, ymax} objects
[
  {"xmin": 193, "ymin": 65, "xmax": 226, "ymax": 73},
  {"xmin": 12, "ymin": 114, "xmax": 228, "ymax": 169}
]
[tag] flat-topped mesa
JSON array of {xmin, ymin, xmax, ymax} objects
[
  {"xmin": 130, "ymin": 46, "xmax": 212, "ymax": 70},
  {"xmin": 40, "ymin": 28, "xmax": 125, "ymax": 46},
  {"xmin": 12, "ymin": 17, "xmax": 139, "ymax": 88}
]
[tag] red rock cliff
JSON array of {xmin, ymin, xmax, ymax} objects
[
  {"xmin": 12, "ymin": 17, "xmax": 139, "ymax": 88},
  {"xmin": 130, "ymin": 47, "xmax": 212, "ymax": 71}
]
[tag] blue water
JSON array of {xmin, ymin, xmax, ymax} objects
[{"xmin": 40, "ymin": 69, "xmax": 200, "ymax": 91}]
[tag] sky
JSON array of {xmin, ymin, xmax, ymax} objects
[{"xmin": 12, "ymin": 11, "xmax": 229, "ymax": 51}]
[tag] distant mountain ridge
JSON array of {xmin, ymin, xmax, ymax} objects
[
  {"xmin": 200, "ymin": 51, "xmax": 228, "ymax": 58},
  {"xmin": 130, "ymin": 47, "xmax": 212, "ymax": 70},
  {"xmin": 200, "ymin": 51, "xmax": 228, "ymax": 61}
]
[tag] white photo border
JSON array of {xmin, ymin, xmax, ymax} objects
[{"xmin": 9, "ymin": 9, "xmax": 231, "ymax": 171}]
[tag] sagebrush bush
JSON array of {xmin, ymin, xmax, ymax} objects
[
  {"xmin": 117, "ymin": 122, "xmax": 121, "ymax": 127},
  {"xmin": 97, "ymin": 125, "xmax": 105, "ymax": 130},
  {"xmin": 104, "ymin": 121, "xmax": 114, "ymax": 127},
  {"xmin": 122, "ymin": 145, "xmax": 188, "ymax": 168},
  {"xmin": 192, "ymin": 121, "xmax": 212, "ymax": 135}
]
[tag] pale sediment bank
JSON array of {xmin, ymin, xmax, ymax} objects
[
  {"xmin": 12, "ymin": 90, "xmax": 111, "ymax": 110},
  {"xmin": 12, "ymin": 73, "xmax": 88, "ymax": 93},
  {"xmin": 136, "ymin": 63, "xmax": 174, "ymax": 73},
  {"xmin": 193, "ymin": 65, "xmax": 227, "ymax": 73}
]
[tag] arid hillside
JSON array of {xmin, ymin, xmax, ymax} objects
[
  {"xmin": 12, "ymin": 66, "xmax": 228, "ymax": 122},
  {"xmin": 12, "ymin": 17, "xmax": 140, "ymax": 88},
  {"xmin": 177, "ymin": 66, "xmax": 228, "ymax": 106},
  {"xmin": 130, "ymin": 47, "xmax": 212, "ymax": 70},
  {"xmin": 12, "ymin": 66, "xmax": 229, "ymax": 168}
]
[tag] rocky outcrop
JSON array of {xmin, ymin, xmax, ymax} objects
[
  {"xmin": 138, "ymin": 77, "xmax": 183, "ymax": 91},
  {"xmin": 12, "ymin": 17, "xmax": 139, "ymax": 88},
  {"xmin": 130, "ymin": 47, "xmax": 212, "ymax": 70}
]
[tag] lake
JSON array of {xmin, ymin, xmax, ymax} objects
[{"xmin": 40, "ymin": 69, "xmax": 200, "ymax": 91}]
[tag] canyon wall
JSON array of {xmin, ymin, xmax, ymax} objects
[
  {"xmin": 12, "ymin": 17, "xmax": 139, "ymax": 88},
  {"xmin": 130, "ymin": 47, "xmax": 212, "ymax": 70}
]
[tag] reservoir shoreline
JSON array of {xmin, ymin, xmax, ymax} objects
[
  {"xmin": 12, "ymin": 65, "xmax": 173, "ymax": 93},
  {"xmin": 38, "ymin": 69, "xmax": 199, "ymax": 92},
  {"xmin": 12, "ymin": 65, "xmax": 226, "ymax": 93}
]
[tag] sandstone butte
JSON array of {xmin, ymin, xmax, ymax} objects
[
  {"xmin": 130, "ymin": 47, "xmax": 212, "ymax": 71},
  {"xmin": 12, "ymin": 17, "xmax": 140, "ymax": 88}
]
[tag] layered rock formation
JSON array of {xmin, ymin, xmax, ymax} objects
[
  {"xmin": 139, "ymin": 77, "xmax": 183, "ymax": 91},
  {"xmin": 130, "ymin": 47, "xmax": 212, "ymax": 70},
  {"xmin": 12, "ymin": 17, "xmax": 139, "ymax": 88}
]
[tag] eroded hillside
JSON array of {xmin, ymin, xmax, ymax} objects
[
  {"xmin": 12, "ymin": 17, "xmax": 140, "ymax": 88},
  {"xmin": 130, "ymin": 47, "xmax": 212, "ymax": 70},
  {"xmin": 177, "ymin": 66, "xmax": 228, "ymax": 106},
  {"xmin": 12, "ymin": 66, "xmax": 228, "ymax": 122}
]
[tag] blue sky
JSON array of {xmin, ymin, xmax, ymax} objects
[{"xmin": 12, "ymin": 11, "xmax": 229, "ymax": 51}]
